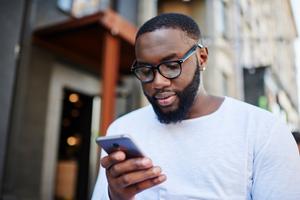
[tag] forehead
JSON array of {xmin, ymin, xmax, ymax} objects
[{"xmin": 135, "ymin": 28, "xmax": 194, "ymax": 61}]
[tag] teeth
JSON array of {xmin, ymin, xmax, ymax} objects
[
  {"xmin": 155, "ymin": 92, "xmax": 175, "ymax": 99},
  {"xmin": 156, "ymin": 96, "xmax": 169, "ymax": 99},
  {"xmin": 156, "ymin": 95, "xmax": 176, "ymax": 106}
]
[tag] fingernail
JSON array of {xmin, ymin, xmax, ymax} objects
[
  {"xmin": 159, "ymin": 174, "xmax": 167, "ymax": 181},
  {"xmin": 154, "ymin": 174, "xmax": 167, "ymax": 183},
  {"xmin": 141, "ymin": 158, "xmax": 151, "ymax": 166},
  {"xmin": 152, "ymin": 167, "xmax": 161, "ymax": 174},
  {"xmin": 114, "ymin": 151, "xmax": 125, "ymax": 160}
]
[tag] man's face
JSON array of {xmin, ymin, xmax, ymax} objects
[{"xmin": 135, "ymin": 28, "xmax": 201, "ymax": 124}]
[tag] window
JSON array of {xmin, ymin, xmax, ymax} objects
[
  {"xmin": 217, "ymin": 0, "xmax": 228, "ymax": 38},
  {"xmin": 57, "ymin": 0, "xmax": 107, "ymax": 17},
  {"xmin": 221, "ymin": 72, "xmax": 229, "ymax": 96}
]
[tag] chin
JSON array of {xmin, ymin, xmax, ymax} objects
[
  {"xmin": 156, "ymin": 101, "xmax": 179, "ymax": 113},
  {"xmin": 159, "ymin": 105, "xmax": 178, "ymax": 113}
]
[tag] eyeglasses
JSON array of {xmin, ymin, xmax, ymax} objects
[{"xmin": 131, "ymin": 43, "xmax": 204, "ymax": 83}]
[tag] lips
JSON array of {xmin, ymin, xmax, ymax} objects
[{"xmin": 154, "ymin": 92, "xmax": 176, "ymax": 107}]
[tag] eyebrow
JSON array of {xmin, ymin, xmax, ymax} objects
[
  {"xmin": 160, "ymin": 53, "xmax": 179, "ymax": 62},
  {"xmin": 136, "ymin": 52, "xmax": 179, "ymax": 66}
]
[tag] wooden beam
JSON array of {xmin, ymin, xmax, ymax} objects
[
  {"xmin": 33, "ymin": 9, "xmax": 136, "ymax": 45},
  {"xmin": 32, "ymin": 37, "xmax": 100, "ymax": 70},
  {"xmin": 99, "ymin": 9, "xmax": 136, "ymax": 44},
  {"xmin": 100, "ymin": 32, "xmax": 120, "ymax": 135}
]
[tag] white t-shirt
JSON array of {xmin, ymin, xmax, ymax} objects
[{"xmin": 92, "ymin": 97, "xmax": 300, "ymax": 200}]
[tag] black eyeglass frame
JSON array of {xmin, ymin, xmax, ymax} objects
[{"xmin": 131, "ymin": 43, "xmax": 204, "ymax": 83}]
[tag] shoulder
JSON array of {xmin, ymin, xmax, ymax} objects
[
  {"xmin": 223, "ymin": 96, "xmax": 287, "ymax": 136},
  {"xmin": 225, "ymin": 97, "xmax": 293, "ymax": 151},
  {"xmin": 224, "ymin": 96, "xmax": 278, "ymax": 120},
  {"xmin": 114, "ymin": 105, "xmax": 154, "ymax": 123},
  {"xmin": 106, "ymin": 105, "xmax": 155, "ymax": 135}
]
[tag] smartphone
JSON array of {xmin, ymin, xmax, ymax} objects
[{"xmin": 96, "ymin": 134, "xmax": 145, "ymax": 158}]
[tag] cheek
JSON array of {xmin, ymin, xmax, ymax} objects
[
  {"xmin": 176, "ymin": 71, "xmax": 194, "ymax": 88},
  {"xmin": 141, "ymin": 83, "xmax": 153, "ymax": 95},
  {"xmin": 180, "ymin": 61, "xmax": 198, "ymax": 79}
]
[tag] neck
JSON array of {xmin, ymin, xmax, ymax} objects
[{"xmin": 186, "ymin": 87, "xmax": 224, "ymax": 119}]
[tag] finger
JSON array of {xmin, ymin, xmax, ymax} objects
[
  {"xmin": 101, "ymin": 151, "xmax": 126, "ymax": 169},
  {"xmin": 128, "ymin": 174, "xmax": 167, "ymax": 194},
  {"xmin": 109, "ymin": 157, "xmax": 153, "ymax": 178},
  {"xmin": 116, "ymin": 166, "xmax": 162, "ymax": 188}
]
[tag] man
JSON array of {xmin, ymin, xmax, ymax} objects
[{"xmin": 92, "ymin": 13, "xmax": 300, "ymax": 200}]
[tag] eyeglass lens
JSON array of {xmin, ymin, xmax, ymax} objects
[{"xmin": 134, "ymin": 61, "xmax": 181, "ymax": 83}]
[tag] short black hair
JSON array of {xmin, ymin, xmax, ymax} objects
[
  {"xmin": 292, "ymin": 131, "xmax": 300, "ymax": 144},
  {"xmin": 136, "ymin": 13, "xmax": 201, "ymax": 41}
]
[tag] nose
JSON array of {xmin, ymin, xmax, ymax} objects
[{"xmin": 152, "ymin": 70, "xmax": 171, "ymax": 89}]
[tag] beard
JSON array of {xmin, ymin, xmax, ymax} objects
[{"xmin": 144, "ymin": 66, "xmax": 200, "ymax": 124}]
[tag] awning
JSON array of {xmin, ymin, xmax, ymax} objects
[
  {"xmin": 32, "ymin": 9, "xmax": 137, "ymax": 75},
  {"xmin": 32, "ymin": 9, "xmax": 137, "ymax": 134}
]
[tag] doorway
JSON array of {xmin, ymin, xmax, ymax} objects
[
  {"xmin": 42, "ymin": 63, "xmax": 140, "ymax": 200},
  {"xmin": 55, "ymin": 88, "xmax": 93, "ymax": 200},
  {"xmin": 41, "ymin": 63, "xmax": 100, "ymax": 200}
]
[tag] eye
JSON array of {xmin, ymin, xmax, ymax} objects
[
  {"xmin": 163, "ymin": 62, "xmax": 180, "ymax": 70},
  {"xmin": 159, "ymin": 62, "xmax": 181, "ymax": 78},
  {"xmin": 135, "ymin": 67, "xmax": 153, "ymax": 78},
  {"xmin": 139, "ymin": 67, "xmax": 152, "ymax": 75}
]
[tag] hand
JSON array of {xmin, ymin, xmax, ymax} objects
[{"xmin": 101, "ymin": 151, "xmax": 167, "ymax": 200}]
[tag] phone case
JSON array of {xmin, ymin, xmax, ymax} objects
[{"xmin": 96, "ymin": 134, "xmax": 144, "ymax": 158}]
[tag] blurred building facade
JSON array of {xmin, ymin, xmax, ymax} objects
[
  {"xmin": 1, "ymin": 0, "xmax": 141, "ymax": 199},
  {"xmin": 0, "ymin": 0, "xmax": 299, "ymax": 199},
  {"xmin": 157, "ymin": 0, "xmax": 299, "ymax": 129},
  {"xmin": 238, "ymin": 0, "xmax": 299, "ymax": 129}
]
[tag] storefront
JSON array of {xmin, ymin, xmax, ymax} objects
[{"xmin": 32, "ymin": 9, "xmax": 138, "ymax": 199}]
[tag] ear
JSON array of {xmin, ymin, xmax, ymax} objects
[{"xmin": 196, "ymin": 47, "xmax": 208, "ymax": 71}]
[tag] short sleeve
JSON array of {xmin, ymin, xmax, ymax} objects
[{"xmin": 251, "ymin": 119, "xmax": 300, "ymax": 200}]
